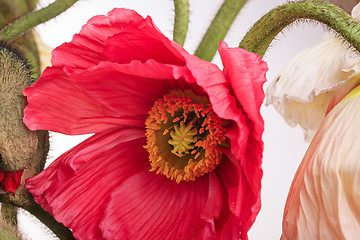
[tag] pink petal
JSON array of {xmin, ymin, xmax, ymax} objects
[
  {"xmin": 220, "ymin": 43, "xmax": 267, "ymax": 233},
  {"xmin": 2, "ymin": 169, "xmax": 23, "ymax": 194},
  {"xmin": 103, "ymin": 29, "xmax": 185, "ymax": 66},
  {"xmin": 99, "ymin": 170, "xmax": 223, "ymax": 240},
  {"xmin": 51, "ymin": 9, "xmax": 144, "ymax": 69},
  {"xmin": 179, "ymin": 45, "xmax": 251, "ymax": 158},
  {"xmin": 215, "ymin": 154, "xmax": 243, "ymax": 240},
  {"xmin": 218, "ymin": 41, "xmax": 267, "ymax": 144},
  {"xmin": 103, "ymin": 9, "xmax": 187, "ymax": 65},
  {"xmin": 201, "ymin": 172, "xmax": 223, "ymax": 220},
  {"xmin": 26, "ymin": 129, "xmax": 148, "ymax": 240},
  {"xmin": 72, "ymin": 61, "xmax": 192, "ymax": 117},
  {"xmin": 180, "ymin": 44, "xmax": 267, "ymax": 238},
  {"xmin": 23, "ymin": 66, "xmax": 151, "ymax": 135}
]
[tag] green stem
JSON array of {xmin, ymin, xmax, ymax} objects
[
  {"xmin": 24, "ymin": 204, "xmax": 75, "ymax": 240},
  {"xmin": 0, "ymin": 0, "xmax": 79, "ymax": 40},
  {"xmin": 195, "ymin": 0, "xmax": 247, "ymax": 61},
  {"xmin": 173, "ymin": 0, "xmax": 189, "ymax": 46},
  {"xmin": 239, "ymin": 0, "xmax": 360, "ymax": 57}
]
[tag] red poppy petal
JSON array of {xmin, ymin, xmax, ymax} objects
[
  {"xmin": 4, "ymin": 177, "xmax": 18, "ymax": 194},
  {"xmin": 218, "ymin": 42, "xmax": 266, "ymax": 231},
  {"xmin": 99, "ymin": 171, "xmax": 222, "ymax": 240},
  {"xmin": 26, "ymin": 129, "xmax": 148, "ymax": 240},
  {"xmin": 3, "ymin": 170, "xmax": 23, "ymax": 194},
  {"xmin": 218, "ymin": 41, "xmax": 267, "ymax": 145},
  {"xmin": 51, "ymin": 9, "xmax": 144, "ymax": 69},
  {"xmin": 214, "ymin": 155, "xmax": 242, "ymax": 239},
  {"xmin": 103, "ymin": 9, "xmax": 187, "ymax": 65},
  {"xmin": 72, "ymin": 60, "xmax": 191, "ymax": 117},
  {"xmin": 103, "ymin": 29, "xmax": 185, "ymax": 66},
  {"xmin": 201, "ymin": 172, "xmax": 223, "ymax": 220},
  {"xmin": 23, "ymin": 67, "xmax": 145, "ymax": 134},
  {"xmin": 179, "ymin": 48, "xmax": 250, "ymax": 155},
  {"xmin": 178, "ymin": 48, "xmax": 263, "ymax": 239}
]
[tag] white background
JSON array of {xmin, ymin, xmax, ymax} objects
[{"xmin": 17, "ymin": 0, "xmax": 326, "ymax": 239}]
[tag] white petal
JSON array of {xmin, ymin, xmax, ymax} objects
[
  {"xmin": 266, "ymin": 35, "xmax": 360, "ymax": 140},
  {"xmin": 351, "ymin": 2, "xmax": 360, "ymax": 20},
  {"xmin": 281, "ymin": 85, "xmax": 360, "ymax": 240}
]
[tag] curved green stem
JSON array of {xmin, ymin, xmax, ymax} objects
[
  {"xmin": 195, "ymin": 0, "xmax": 247, "ymax": 61},
  {"xmin": 24, "ymin": 204, "xmax": 75, "ymax": 240},
  {"xmin": 173, "ymin": 0, "xmax": 189, "ymax": 46},
  {"xmin": 0, "ymin": 0, "xmax": 79, "ymax": 40},
  {"xmin": 239, "ymin": 0, "xmax": 360, "ymax": 57}
]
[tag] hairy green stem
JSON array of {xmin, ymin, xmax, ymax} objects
[
  {"xmin": 239, "ymin": 0, "xmax": 360, "ymax": 57},
  {"xmin": 195, "ymin": 0, "xmax": 247, "ymax": 61},
  {"xmin": 173, "ymin": 0, "xmax": 189, "ymax": 46},
  {"xmin": 0, "ymin": 0, "xmax": 78, "ymax": 40},
  {"xmin": 24, "ymin": 204, "xmax": 75, "ymax": 240}
]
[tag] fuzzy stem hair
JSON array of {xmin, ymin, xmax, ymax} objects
[{"xmin": 239, "ymin": 0, "xmax": 360, "ymax": 57}]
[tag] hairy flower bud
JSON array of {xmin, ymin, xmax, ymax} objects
[{"xmin": 0, "ymin": 42, "xmax": 48, "ymax": 205}]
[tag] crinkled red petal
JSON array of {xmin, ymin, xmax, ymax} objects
[
  {"xmin": 99, "ymin": 170, "xmax": 222, "ymax": 240},
  {"xmin": 0, "ymin": 169, "xmax": 23, "ymax": 194},
  {"xmin": 218, "ymin": 42, "xmax": 267, "ymax": 237},
  {"xmin": 23, "ymin": 67, "xmax": 144, "ymax": 135},
  {"xmin": 23, "ymin": 59, "xmax": 194, "ymax": 135},
  {"xmin": 26, "ymin": 129, "xmax": 148, "ymax": 239},
  {"xmin": 176, "ymin": 43, "xmax": 267, "ymax": 239},
  {"xmin": 51, "ymin": 9, "xmax": 143, "ymax": 69}
]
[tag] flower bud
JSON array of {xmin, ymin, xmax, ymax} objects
[{"xmin": 0, "ymin": 42, "xmax": 48, "ymax": 204}]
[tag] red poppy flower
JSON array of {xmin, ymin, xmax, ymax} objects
[
  {"xmin": 0, "ymin": 169, "xmax": 23, "ymax": 194},
  {"xmin": 24, "ymin": 8, "xmax": 267, "ymax": 240}
]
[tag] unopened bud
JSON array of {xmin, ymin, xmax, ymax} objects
[{"xmin": 0, "ymin": 42, "xmax": 48, "ymax": 205}]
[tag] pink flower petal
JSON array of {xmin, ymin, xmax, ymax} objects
[
  {"xmin": 179, "ymin": 45, "xmax": 251, "ymax": 158},
  {"xmin": 218, "ymin": 41, "xmax": 267, "ymax": 135},
  {"xmin": 215, "ymin": 154, "xmax": 243, "ymax": 240},
  {"xmin": 177, "ymin": 43, "xmax": 267, "ymax": 239},
  {"xmin": 51, "ymin": 9, "xmax": 144, "ymax": 69},
  {"xmin": 99, "ymin": 170, "xmax": 222, "ymax": 240},
  {"xmin": 23, "ymin": 67, "xmax": 145, "ymax": 134},
  {"xmin": 103, "ymin": 29, "xmax": 185, "ymax": 66},
  {"xmin": 26, "ymin": 128, "xmax": 148, "ymax": 239},
  {"xmin": 72, "ymin": 61, "xmax": 193, "ymax": 117},
  {"xmin": 0, "ymin": 169, "xmax": 23, "ymax": 194},
  {"xmin": 219, "ymin": 43, "xmax": 267, "ymax": 235}
]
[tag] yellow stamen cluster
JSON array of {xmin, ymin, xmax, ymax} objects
[{"xmin": 144, "ymin": 90, "xmax": 226, "ymax": 183}]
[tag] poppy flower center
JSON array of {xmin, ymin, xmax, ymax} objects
[{"xmin": 145, "ymin": 90, "xmax": 226, "ymax": 183}]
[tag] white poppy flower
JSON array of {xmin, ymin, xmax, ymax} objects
[
  {"xmin": 266, "ymin": 4, "xmax": 360, "ymax": 141},
  {"xmin": 281, "ymin": 85, "xmax": 360, "ymax": 240}
]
